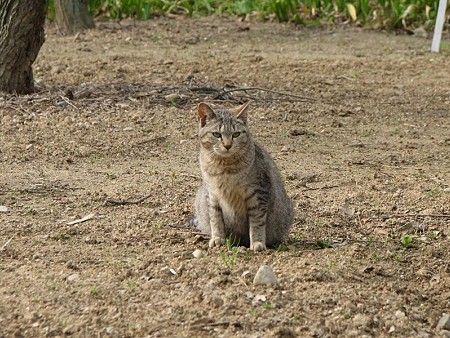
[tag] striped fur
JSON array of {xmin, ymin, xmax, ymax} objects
[{"xmin": 193, "ymin": 102, "xmax": 293, "ymax": 251}]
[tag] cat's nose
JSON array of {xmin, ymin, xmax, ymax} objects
[{"xmin": 224, "ymin": 144, "xmax": 232, "ymax": 150}]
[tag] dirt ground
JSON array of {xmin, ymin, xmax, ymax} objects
[{"xmin": 1, "ymin": 16, "xmax": 450, "ymax": 337}]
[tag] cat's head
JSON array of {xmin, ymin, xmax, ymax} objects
[{"xmin": 198, "ymin": 101, "xmax": 251, "ymax": 157}]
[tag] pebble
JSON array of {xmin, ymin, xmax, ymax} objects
[
  {"xmin": 395, "ymin": 310, "xmax": 406, "ymax": 320},
  {"xmin": 63, "ymin": 325, "xmax": 75, "ymax": 334},
  {"xmin": 56, "ymin": 101, "xmax": 69, "ymax": 107},
  {"xmin": 253, "ymin": 265, "xmax": 278, "ymax": 285},
  {"xmin": 123, "ymin": 127, "xmax": 134, "ymax": 131},
  {"xmin": 160, "ymin": 266, "xmax": 177, "ymax": 275},
  {"xmin": 67, "ymin": 273, "xmax": 79, "ymax": 283},
  {"xmin": 192, "ymin": 249, "xmax": 205, "ymax": 259},
  {"xmin": 106, "ymin": 327, "xmax": 114, "ymax": 334},
  {"xmin": 245, "ymin": 291, "xmax": 254, "ymax": 299},
  {"xmin": 0, "ymin": 206, "xmax": 8, "ymax": 212},
  {"xmin": 209, "ymin": 296, "xmax": 224, "ymax": 308},
  {"xmin": 165, "ymin": 93, "xmax": 179, "ymax": 102},
  {"xmin": 437, "ymin": 314, "xmax": 450, "ymax": 330},
  {"xmin": 252, "ymin": 294, "xmax": 267, "ymax": 306},
  {"xmin": 353, "ymin": 313, "xmax": 370, "ymax": 327}
]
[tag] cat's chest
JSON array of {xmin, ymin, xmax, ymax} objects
[
  {"xmin": 207, "ymin": 174, "xmax": 246, "ymax": 198},
  {"xmin": 211, "ymin": 180, "xmax": 247, "ymax": 220},
  {"xmin": 207, "ymin": 174, "xmax": 247, "ymax": 212}
]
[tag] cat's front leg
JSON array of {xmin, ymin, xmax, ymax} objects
[
  {"xmin": 247, "ymin": 189, "xmax": 268, "ymax": 252},
  {"xmin": 249, "ymin": 219, "xmax": 267, "ymax": 252},
  {"xmin": 208, "ymin": 194, "xmax": 226, "ymax": 248}
]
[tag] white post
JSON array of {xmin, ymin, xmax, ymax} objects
[{"xmin": 431, "ymin": 0, "xmax": 448, "ymax": 52}]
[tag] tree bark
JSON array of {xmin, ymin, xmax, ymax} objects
[
  {"xmin": 0, "ymin": 0, "xmax": 46, "ymax": 94},
  {"xmin": 54, "ymin": 0, "xmax": 94, "ymax": 34}
]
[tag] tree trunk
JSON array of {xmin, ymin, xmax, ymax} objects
[
  {"xmin": 54, "ymin": 0, "xmax": 94, "ymax": 34},
  {"xmin": 0, "ymin": 0, "xmax": 46, "ymax": 94}
]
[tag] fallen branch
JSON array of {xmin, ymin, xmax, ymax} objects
[
  {"xmin": 188, "ymin": 83, "xmax": 317, "ymax": 103},
  {"xmin": 223, "ymin": 86, "xmax": 317, "ymax": 102},
  {"xmin": 104, "ymin": 194, "xmax": 151, "ymax": 206},
  {"xmin": 380, "ymin": 213, "xmax": 450, "ymax": 219}
]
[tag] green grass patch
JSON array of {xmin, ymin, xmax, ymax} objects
[
  {"xmin": 45, "ymin": 0, "xmax": 444, "ymax": 31},
  {"xmin": 220, "ymin": 236, "xmax": 240, "ymax": 267}
]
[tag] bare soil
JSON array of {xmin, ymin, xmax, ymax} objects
[{"xmin": 1, "ymin": 16, "xmax": 450, "ymax": 337}]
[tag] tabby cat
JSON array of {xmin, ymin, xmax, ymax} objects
[{"xmin": 192, "ymin": 101, "xmax": 293, "ymax": 252}]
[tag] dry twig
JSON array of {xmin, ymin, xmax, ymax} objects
[
  {"xmin": 1, "ymin": 237, "xmax": 13, "ymax": 251},
  {"xmin": 104, "ymin": 194, "xmax": 151, "ymax": 206},
  {"xmin": 59, "ymin": 95, "xmax": 79, "ymax": 110},
  {"xmin": 67, "ymin": 213, "xmax": 96, "ymax": 226},
  {"xmin": 302, "ymin": 184, "xmax": 339, "ymax": 191},
  {"xmin": 190, "ymin": 321, "xmax": 233, "ymax": 329}
]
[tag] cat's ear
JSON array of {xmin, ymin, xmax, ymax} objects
[
  {"xmin": 234, "ymin": 101, "xmax": 251, "ymax": 123},
  {"xmin": 198, "ymin": 103, "xmax": 215, "ymax": 127}
]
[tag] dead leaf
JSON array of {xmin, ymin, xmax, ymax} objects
[{"xmin": 347, "ymin": 4, "xmax": 357, "ymax": 21}]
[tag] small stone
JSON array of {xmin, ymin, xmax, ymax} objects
[
  {"xmin": 123, "ymin": 127, "xmax": 134, "ymax": 131},
  {"xmin": 245, "ymin": 291, "xmax": 254, "ymax": 299},
  {"xmin": 209, "ymin": 296, "xmax": 224, "ymax": 308},
  {"xmin": 192, "ymin": 249, "xmax": 205, "ymax": 259},
  {"xmin": 388, "ymin": 326, "xmax": 395, "ymax": 333},
  {"xmin": 67, "ymin": 273, "xmax": 79, "ymax": 283},
  {"xmin": 437, "ymin": 314, "xmax": 450, "ymax": 330},
  {"xmin": 164, "ymin": 93, "xmax": 179, "ymax": 102},
  {"xmin": 252, "ymin": 294, "xmax": 268, "ymax": 306},
  {"xmin": 63, "ymin": 325, "xmax": 75, "ymax": 334},
  {"xmin": 241, "ymin": 270, "xmax": 252, "ymax": 282},
  {"xmin": 0, "ymin": 206, "xmax": 8, "ymax": 212},
  {"xmin": 115, "ymin": 103, "xmax": 129, "ymax": 108},
  {"xmin": 395, "ymin": 310, "xmax": 406, "ymax": 320},
  {"xmin": 56, "ymin": 101, "xmax": 69, "ymax": 107},
  {"xmin": 106, "ymin": 327, "xmax": 114, "ymax": 334},
  {"xmin": 413, "ymin": 27, "xmax": 428, "ymax": 38},
  {"xmin": 50, "ymin": 65, "xmax": 64, "ymax": 74},
  {"xmin": 353, "ymin": 313, "xmax": 370, "ymax": 327},
  {"xmin": 253, "ymin": 265, "xmax": 277, "ymax": 285},
  {"xmin": 161, "ymin": 266, "xmax": 177, "ymax": 275}
]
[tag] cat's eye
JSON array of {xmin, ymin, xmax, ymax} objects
[
  {"xmin": 232, "ymin": 132, "xmax": 241, "ymax": 138},
  {"xmin": 212, "ymin": 132, "xmax": 222, "ymax": 138}
]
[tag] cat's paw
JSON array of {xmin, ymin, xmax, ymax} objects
[
  {"xmin": 209, "ymin": 237, "xmax": 225, "ymax": 248},
  {"xmin": 250, "ymin": 241, "xmax": 266, "ymax": 252}
]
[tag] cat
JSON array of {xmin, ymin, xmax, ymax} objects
[{"xmin": 192, "ymin": 101, "xmax": 293, "ymax": 251}]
